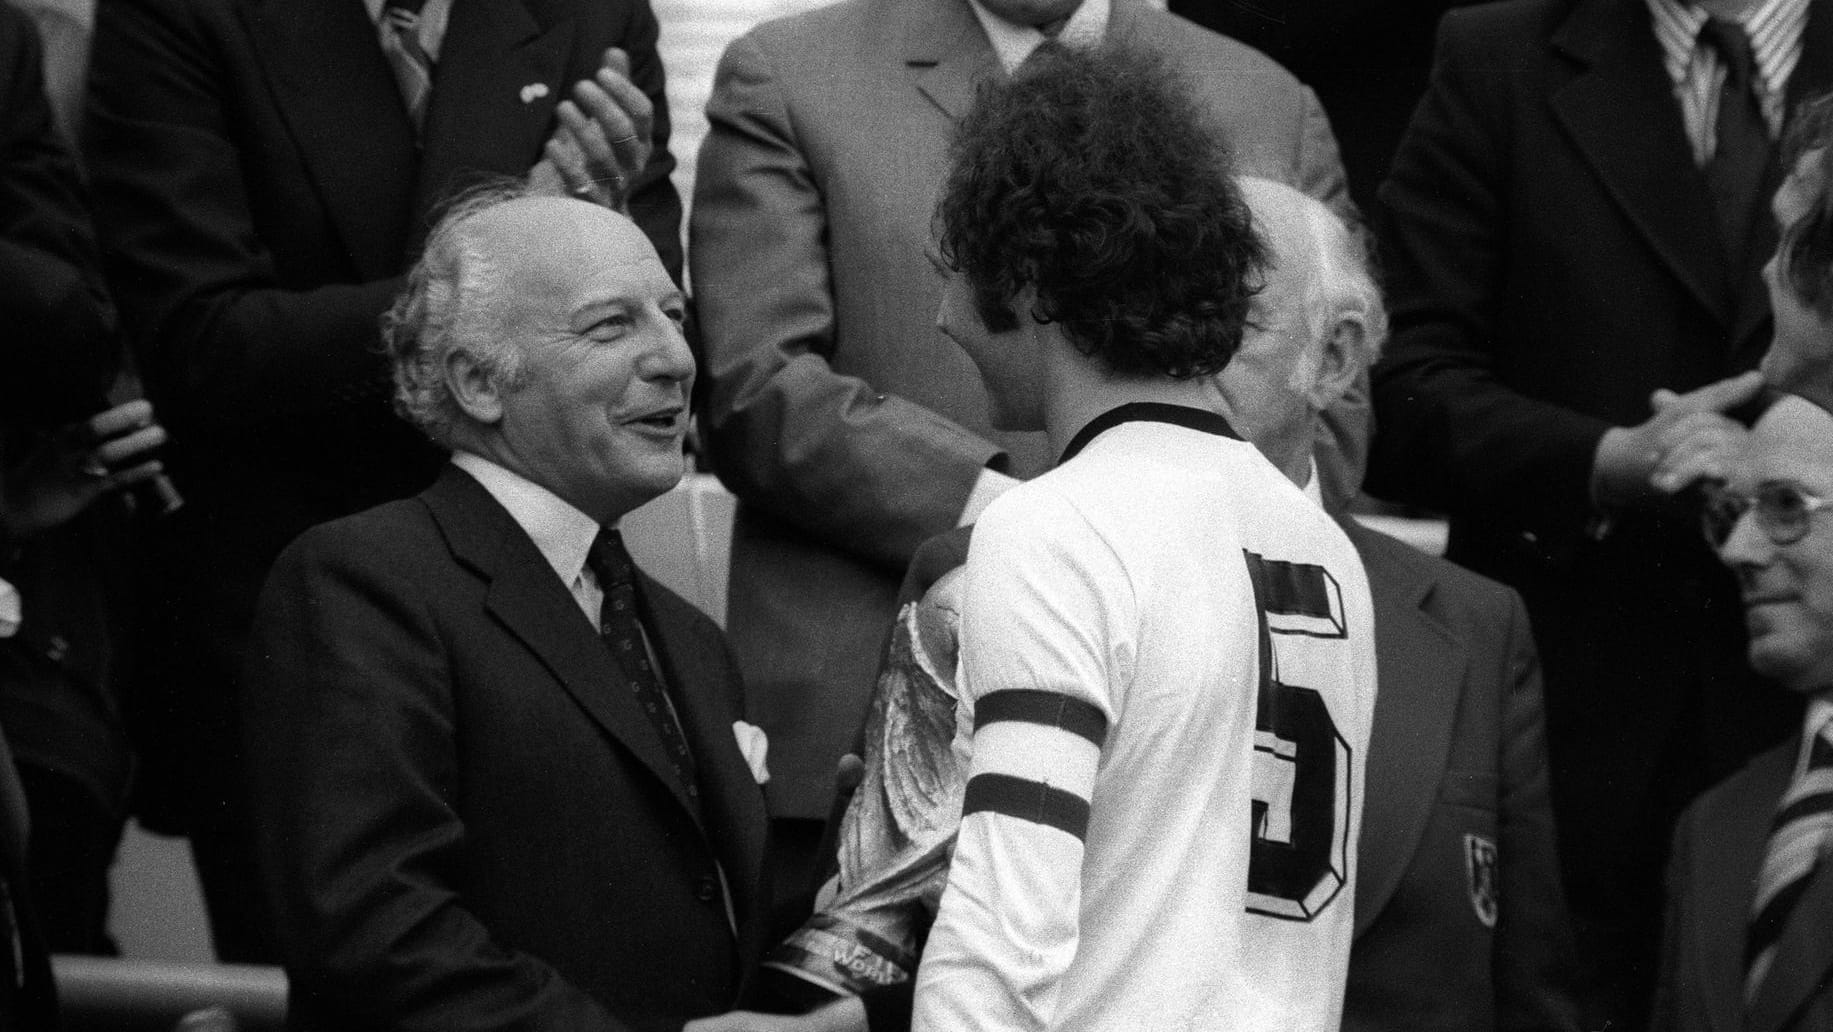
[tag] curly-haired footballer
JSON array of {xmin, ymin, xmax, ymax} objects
[{"xmin": 910, "ymin": 43, "xmax": 1377, "ymax": 1032}]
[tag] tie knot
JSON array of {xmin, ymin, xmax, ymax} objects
[
  {"xmin": 588, "ymin": 528, "xmax": 637, "ymax": 591},
  {"xmin": 1700, "ymin": 18, "xmax": 1757, "ymax": 87}
]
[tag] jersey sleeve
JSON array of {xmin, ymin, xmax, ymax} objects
[{"xmin": 912, "ymin": 491, "xmax": 1128, "ymax": 1032}]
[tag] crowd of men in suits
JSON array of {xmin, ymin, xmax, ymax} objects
[{"xmin": 4, "ymin": 0, "xmax": 1833, "ymax": 1027}]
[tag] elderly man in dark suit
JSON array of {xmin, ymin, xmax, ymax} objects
[
  {"xmin": 243, "ymin": 190, "xmax": 770, "ymax": 1032},
  {"xmin": 82, "ymin": 0, "xmax": 681, "ymax": 960},
  {"xmin": 1368, "ymin": 0, "xmax": 1833, "ymax": 1021},
  {"xmin": 1655, "ymin": 394, "xmax": 1833, "ymax": 1032},
  {"xmin": 690, "ymin": 0, "xmax": 1362, "ymax": 923}
]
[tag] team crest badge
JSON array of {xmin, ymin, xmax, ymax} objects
[{"xmin": 1464, "ymin": 833, "xmax": 1499, "ymax": 928}]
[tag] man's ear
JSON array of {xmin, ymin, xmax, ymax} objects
[
  {"xmin": 1307, "ymin": 313, "xmax": 1367, "ymax": 412},
  {"xmin": 446, "ymin": 349, "xmax": 505, "ymax": 425}
]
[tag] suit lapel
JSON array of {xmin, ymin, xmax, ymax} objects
[
  {"xmin": 1341, "ymin": 522, "xmax": 1466, "ymax": 938},
  {"xmin": 239, "ymin": 0, "xmax": 418, "ymax": 280},
  {"xmin": 410, "ymin": 0, "xmax": 572, "ymax": 250},
  {"xmin": 422, "ymin": 468, "xmax": 703, "ymax": 820},
  {"xmin": 642, "ymin": 581, "xmax": 769, "ymax": 926},
  {"xmin": 1549, "ymin": 0, "xmax": 1731, "ymax": 326},
  {"xmin": 905, "ymin": 0, "xmax": 1000, "ymax": 121},
  {"xmin": 1689, "ymin": 745, "xmax": 1792, "ymax": 1032}
]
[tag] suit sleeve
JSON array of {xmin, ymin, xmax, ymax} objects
[
  {"xmin": 84, "ymin": 0, "xmax": 405, "ymax": 430},
  {"xmin": 1493, "ymin": 587, "xmax": 1586, "ymax": 1032},
  {"xmin": 0, "ymin": 3, "xmax": 115, "ymax": 423},
  {"xmin": 912, "ymin": 494, "xmax": 1118, "ymax": 1032},
  {"xmin": 689, "ymin": 32, "xmax": 1004, "ymax": 574},
  {"xmin": 243, "ymin": 530, "xmax": 633, "ymax": 1032},
  {"xmin": 1366, "ymin": 10, "xmax": 1610, "ymax": 535}
]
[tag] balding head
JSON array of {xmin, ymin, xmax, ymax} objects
[
  {"xmin": 1218, "ymin": 177, "xmax": 1386, "ymax": 488},
  {"xmin": 1713, "ymin": 395, "xmax": 1833, "ymax": 695}
]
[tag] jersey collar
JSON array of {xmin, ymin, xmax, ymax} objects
[{"xmin": 1058, "ymin": 402, "xmax": 1242, "ymax": 465}]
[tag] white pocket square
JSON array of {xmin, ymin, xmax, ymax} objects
[
  {"xmin": 732, "ymin": 721, "xmax": 770, "ymax": 785},
  {"xmin": 519, "ymin": 82, "xmax": 550, "ymax": 104}
]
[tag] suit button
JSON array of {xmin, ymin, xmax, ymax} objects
[{"xmin": 696, "ymin": 876, "xmax": 719, "ymax": 903}]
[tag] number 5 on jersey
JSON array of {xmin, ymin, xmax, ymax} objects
[{"xmin": 1241, "ymin": 551, "xmax": 1354, "ymax": 922}]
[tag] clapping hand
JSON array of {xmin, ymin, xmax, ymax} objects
[
  {"xmin": 2, "ymin": 399, "xmax": 167, "ymax": 539},
  {"xmin": 528, "ymin": 47, "xmax": 653, "ymax": 212}
]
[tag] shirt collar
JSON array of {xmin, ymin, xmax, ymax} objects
[
  {"xmin": 967, "ymin": 0, "xmax": 1110, "ymax": 75},
  {"xmin": 451, "ymin": 451, "xmax": 601, "ymax": 589},
  {"xmin": 1647, "ymin": 0, "xmax": 1812, "ymax": 100}
]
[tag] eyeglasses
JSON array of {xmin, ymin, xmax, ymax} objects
[{"xmin": 1700, "ymin": 480, "xmax": 1833, "ymax": 548}]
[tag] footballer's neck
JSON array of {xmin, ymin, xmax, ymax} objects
[{"xmin": 1043, "ymin": 352, "xmax": 1233, "ymax": 462}]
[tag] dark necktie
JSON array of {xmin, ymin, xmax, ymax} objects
[
  {"xmin": 380, "ymin": 0, "xmax": 434, "ymax": 133},
  {"xmin": 587, "ymin": 529, "xmax": 699, "ymax": 799},
  {"xmin": 1746, "ymin": 722, "xmax": 1833, "ymax": 1004},
  {"xmin": 1699, "ymin": 18, "xmax": 1773, "ymax": 264}
]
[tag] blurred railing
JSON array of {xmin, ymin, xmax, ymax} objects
[{"xmin": 53, "ymin": 957, "xmax": 286, "ymax": 1032}]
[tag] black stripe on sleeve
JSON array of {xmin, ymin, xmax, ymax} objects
[
  {"xmin": 962, "ymin": 772, "xmax": 1092, "ymax": 840},
  {"xmin": 974, "ymin": 689, "xmax": 1109, "ymax": 747}
]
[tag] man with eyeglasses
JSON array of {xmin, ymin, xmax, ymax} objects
[{"xmin": 1654, "ymin": 393, "xmax": 1833, "ymax": 1032}]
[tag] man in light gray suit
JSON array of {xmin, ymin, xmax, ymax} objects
[{"xmin": 689, "ymin": 0, "xmax": 1356, "ymax": 916}]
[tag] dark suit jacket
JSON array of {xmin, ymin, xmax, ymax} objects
[
  {"xmin": 82, "ymin": 0, "xmax": 682, "ymax": 834},
  {"xmin": 243, "ymin": 467, "xmax": 769, "ymax": 1032},
  {"xmin": 1654, "ymin": 739, "xmax": 1833, "ymax": 1032},
  {"xmin": 0, "ymin": 0, "xmax": 112, "ymax": 425},
  {"xmin": 842, "ymin": 521, "xmax": 1580, "ymax": 1032},
  {"xmin": 691, "ymin": 0, "xmax": 1355, "ymax": 819},
  {"xmin": 1366, "ymin": 0, "xmax": 1828, "ymax": 1003},
  {"xmin": 0, "ymin": 0, "xmax": 131, "ymax": 839},
  {"xmin": 1167, "ymin": 0, "xmax": 1483, "ymax": 213},
  {"xmin": 1343, "ymin": 519, "xmax": 1580, "ymax": 1032}
]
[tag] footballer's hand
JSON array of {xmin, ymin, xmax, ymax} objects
[{"xmin": 1593, "ymin": 370, "xmax": 1764, "ymax": 506}]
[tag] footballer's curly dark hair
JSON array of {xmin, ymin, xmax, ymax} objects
[
  {"xmin": 935, "ymin": 40, "xmax": 1265, "ymax": 379},
  {"xmin": 1780, "ymin": 91, "xmax": 1833, "ymax": 318}
]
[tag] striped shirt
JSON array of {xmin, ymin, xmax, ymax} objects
[{"xmin": 1646, "ymin": 0, "xmax": 1812, "ymax": 164}]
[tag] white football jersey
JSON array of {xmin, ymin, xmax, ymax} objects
[{"xmin": 913, "ymin": 406, "xmax": 1377, "ymax": 1032}]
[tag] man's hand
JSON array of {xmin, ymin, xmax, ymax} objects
[
  {"xmin": 1592, "ymin": 370, "xmax": 1764, "ymax": 507},
  {"xmin": 526, "ymin": 48, "xmax": 653, "ymax": 212},
  {"xmin": 683, "ymin": 997, "xmax": 868, "ymax": 1032},
  {"xmin": 1, "ymin": 399, "xmax": 167, "ymax": 539}
]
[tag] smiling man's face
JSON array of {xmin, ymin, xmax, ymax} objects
[
  {"xmin": 479, "ymin": 199, "xmax": 694, "ymax": 523},
  {"xmin": 1716, "ymin": 397, "xmax": 1833, "ymax": 695}
]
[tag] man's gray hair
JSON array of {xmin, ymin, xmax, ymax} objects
[
  {"xmin": 1299, "ymin": 202, "xmax": 1389, "ymax": 367},
  {"xmin": 382, "ymin": 180, "xmax": 532, "ymax": 448}
]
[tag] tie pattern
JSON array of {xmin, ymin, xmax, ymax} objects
[
  {"xmin": 1746, "ymin": 722, "xmax": 1833, "ymax": 1004},
  {"xmin": 380, "ymin": 0, "xmax": 435, "ymax": 133},
  {"xmin": 1699, "ymin": 18, "xmax": 1774, "ymax": 264},
  {"xmin": 587, "ymin": 529, "xmax": 700, "ymax": 801}
]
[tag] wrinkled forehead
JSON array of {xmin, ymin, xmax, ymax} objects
[{"xmin": 1735, "ymin": 395, "xmax": 1833, "ymax": 491}]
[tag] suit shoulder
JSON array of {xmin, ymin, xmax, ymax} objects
[
  {"xmin": 1135, "ymin": 9, "xmax": 1304, "ymax": 91},
  {"xmin": 274, "ymin": 497, "xmax": 436, "ymax": 575},
  {"xmin": 728, "ymin": 0, "xmax": 888, "ymax": 68},
  {"xmin": 1347, "ymin": 520, "xmax": 1521, "ymax": 615}
]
